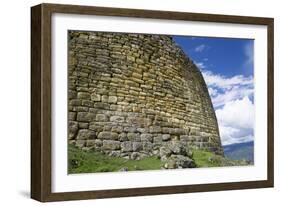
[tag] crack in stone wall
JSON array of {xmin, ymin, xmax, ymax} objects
[{"xmin": 68, "ymin": 31, "xmax": 223, "ymax": 161}]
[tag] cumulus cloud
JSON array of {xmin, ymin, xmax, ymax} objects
[
  {"xmin": 202, "ymin": 70, "xmax": 254, "ymax": 108},
  {"xmin": 216, "ymin": 96, "xmax": 254, "ymax": 129},
  {"xmin": 194, "ymin": 44, "xmax": 207, "ymax": 52},
  {"xmin": 201, "ymin": 69, "xmax": 254, "ymax": 145},
  {"xmin": 218, "ymin": 125, "xmax": 253, "ymax": 145},
  {"xmin": 202, "ymin": 70, "xmax": 253, "ymax": 90},
  {"xmin": 211, "ymin": 85, "xmax": 253, "ymax": 108},
  {"xmin": 216, "ymin": 96, "xmax": 254, "ymax": 145}
]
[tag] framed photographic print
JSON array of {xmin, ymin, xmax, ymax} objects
[{"xmin": 31, "ymin": 3, "xmax": 274, "ymax": 202}]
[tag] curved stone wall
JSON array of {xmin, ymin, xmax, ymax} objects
[{"xmin": 68, "ymin": 31, "xmax": 223, "ymax": 162}]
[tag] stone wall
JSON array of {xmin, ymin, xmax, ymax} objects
[{"xmin": 68, "ymin": 31, "xmax": 223, "ymax": 165}]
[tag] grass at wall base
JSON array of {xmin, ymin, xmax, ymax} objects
[{"xmin": 68, "ymin": 144, "xmax": 251, "ymax": 174}]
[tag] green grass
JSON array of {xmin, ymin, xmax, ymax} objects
[
  {"xmin": 192, "ymin": 150, "xmax": 251, "ymax": 168},
  {"xmin": 68, "ymin": 145, "xmax": 251, "ymax": 174},
  {"xmin": 68, "ymin": 144, "xmax": 162, "ymax": 173}
]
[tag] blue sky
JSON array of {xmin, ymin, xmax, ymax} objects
[{"xmin": 173, "ymin": 36, "xmax": 254, "ymax": 145}]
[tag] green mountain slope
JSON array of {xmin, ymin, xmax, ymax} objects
[{"xmin": 223, "ymin": 141, "xmax": 254, "ymax": 163}]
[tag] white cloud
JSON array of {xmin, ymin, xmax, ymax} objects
[
  {"xmin": 211, "ymin": 85, "xmax": 253, "ymax": 108},
  {"xmin": 194, "ymin": 61, "xmax": 206, "ymax": 69},
  {"xmin": 218, "ymin": 125, "xmax": 253, "ymax": 145},
  {"xmin": 201, "ymin": 70, "xmax": 254, "ymax": 108},
  {"xmin": 216, "ymin": 96, "xmax": 254, "ymax": 129},
  {"xmin": 200, "ymin": 68, "xmax": 254, "ymax": 145},
  {"xmin": 216, "ymin": 96, "xmax": 254, "ymax": 145},
  {"xmin": 202, "ymin": 70, "xmax": 253, "ymax": 90},
  {"xmin": 216, "ymin": 97, "xmax": 254, "ymax": 145},
  {"xmin": 194, "ymin": 44, "xmax": 206, "ymax": 52},
  {"xmin": 207, "ymin": 87, "xmax": 218, "ymax": 97}
]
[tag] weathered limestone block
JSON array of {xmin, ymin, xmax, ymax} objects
[
  {"xmin": 162, "ymin": 134, "xmax": 171, "ymax": 141},
  {"xmin": 137, "ymin": 128, "xmax": 149, "ymax": 133},
  {"xmin": 95, "ymin": 114, "xmax": 108, "ymax": 122},
  {"xmin": 118, "ymin": 133, "xmax": 128, "ymax": 141},
  {"xmin": 180, "ymin": 135, "xmax": 189, "ymax": 141},
  {"xmin": 127, "ymin": 133, "xmax": 141, "ymax": 142},
  {"xmin": 167, "ymin": 140, "xmax": 186, "ymax": 155},
  {"xmin": 110, "ymin": 116, "xmax": 125, "ymax": 123},
  {"xmin": 77, "ymin": 112, "xmax": 95, "ymax": 122},
  {"xmin": 89, "ymin": 123, "xmax": 103, "ymax": 133},
  {"xmin": 153, "ymin": 135, "xmax": 162, "ymax": 146},
  {"xmin": 132, "ymin": 142, "xmax": 142, "ymax": 152},
  {"xmin": 108, "ymin": 96, "xmax": 118, "ymax": 103},
  {"xmin": 85, "ymin": 139, "xmax": 95, "ymax": 147},
  {"xmin": 77, "ymin": 92, "xmax": 90, "ymax": 99},
  {"xmin": 91, "ymin": 94, "xmax": 101, "ymax": 101},
  {"xmin": 101, "ymin": 95, "xmax": 108, "ymax": 102},
  {"xmin": 121, "ymin": 141, "xmax": 133, "ymax": 152},
  {"xmin": 149, "ymin": 126, "xmax": 162, "ymax": 133},
  {"xmin": 69, "ymin": 99, "xmax": 82, "ymax": 106},
  {"xmin": 142, "ymin": 141, "xmax": 153, "ymax": 152},
  {"xmin": 94, "ymin": 102, "xmax": 110, "ymax": 110},
  {"xmin": 81, "ymin": 100, "xmax": 95, "ymax": 107},
  {"xmin": 140, "ymin": 133, "xmax": 153, "ymax": 142},
  {"xmin": 170, "ymin": 128, "xmax": 186, "ymax": 135},
  {"xmin": 102, "ymin": 140, "xmax": 121, "ymax": 150},
  {"xmin": 76, "ymin": 129, "xmax": 96, "ymax": 140},
  {"xmin": 164, "ymin": 155, "xmax": 196, "ymax": 169},
  {"xmin": 69, "ymin": 121, "xmax": 78, "ymax": 139},
  {"xmin": 73, "ymin": 106, "xmax": 89, "ymax": 112},
  {"xmin": 111, "ymin": 126, "xmax": 123, "ymax": 133},
  {"xmin": 97, "ymin": 131, "xmax": 118, "ymax": 140},
  {"xmin": 94, "ymin": 139, "xmax": 103, "ymax": 147},
  {"xmin": 124, "ymin": 126, "xmax": 137, "ymax": 133},
  {"xmin": 78, "ymin": 122, "xmax": 88, "ymax": 129},
  {"xmin": 159, "ymin": 146, "xmax": 172, "ymax": 161},
  {"xmin": 68, "ymin": 112, "xmax": 76, "ymax": 121}
]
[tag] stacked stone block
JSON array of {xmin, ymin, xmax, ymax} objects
[{"xmin": 68, "ymin": 31, "xmax": 223, "ymax": 162}]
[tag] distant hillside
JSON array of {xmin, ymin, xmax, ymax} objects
[{"xmin": 223, "ymin": 141, "xmax": 254, "ymax": 163}]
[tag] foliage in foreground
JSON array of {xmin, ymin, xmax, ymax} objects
[
  {"xmin": 68, "ymin": 145, "xmax": 252, "ymax": 174},
  {"xmin": 68, "ymin": 144, "xmax": 162, "ymax": 173},
  {"xmin": 192, "ymin": 150, "xmax": 252, "ymax": 168}
]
